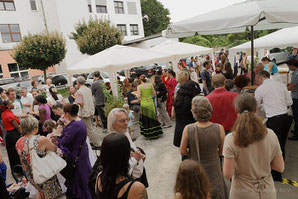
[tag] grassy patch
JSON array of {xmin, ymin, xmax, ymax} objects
[{"xmin": 57, "ymin": 88, "xmax": 68, "ymax": 98}]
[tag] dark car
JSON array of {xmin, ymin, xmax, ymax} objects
[
  {"xmin": 52, "ymin": 75, "xmax": 68, "ymax": 86},
  {"xmin": 118, "ymin": 63, "xmax": 165, "ymax": 79}
]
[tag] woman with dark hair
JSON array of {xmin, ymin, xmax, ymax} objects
[
  {"xmin": 47, "ymin": 86, "xmax": 65, "ymax": 107},
  {"xmin": 223, "ymin": 94, "xmax": 284, "ymax": 199},
  {"xmin": 31, "ymin": 80, "xmax": 38, "ymax": 91},
  {"xmin": 223, "ymin": 62, "xmax": 233, "ymax": 80},
  {"xmin": 58, "ymin": 103, "xmax": 92, "ymax": 199},
  {"xmin": 154, "ymin": 75, "xmax": 171, "ymax": 128},
  {"xmin": 0, "ymin": 100, "xmax": 21, "ymax": 172},
  {"xmin": 212, "ymin": 63, "xmax": 224, "ymax": 76},
  {"xmin": 166, "ymin": 69, "xmax": 177, "ymax": 116},
  {"xmin": 173, "ymin": 80, "xmax": 201, "ymax": 158},
  {"xmin": 261, "ymin": 56, "xmax": 282, "ymax": 82},
  {"xmin": 233, "ymin": 75, "xmax": 250, "ymax": 93},
  {"xmin": 161, "ymin": 69, "xmax": 169, "ymax": 87},
  {"xmin": 240, "ymin": 52, "xmax": 248, "ymax": 74},
  {"xmin": 137, "ymin": 74, "xmax": 163, "ymax": 139},
  {"xmin": 174, "ymin": 159, "xmax": 211, "ymax": 199},
  {"xmin": 35, "ymin": 95, "xmax": 52, "ymax": 136},
  {"xmin": 95, "ymin": 133, "xmax": 147, "ymax": 199}
]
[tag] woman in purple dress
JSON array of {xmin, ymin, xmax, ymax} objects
[
  {"xmin": 58, "ymin": 104, "xmax": 92, "ymax": 199},
  {"xmin": 35, "ymin": 95, "xmax": 52, "ymax": 136}
]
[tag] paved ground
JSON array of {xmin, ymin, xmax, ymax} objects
[{"xmin": 2, "ymin": 120, "xmax": 298, "ymax": 199}]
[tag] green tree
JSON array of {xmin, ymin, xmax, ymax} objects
[
  {"xmin": 141, "ymin": 0, "xmax": 170, "ymax": 36},
  {"xmin": 12, "ymin": 31, "xmax": 66, "ymax": 81},
  {"xmin": 70, "ymin": 18, "xmax": 123, "ymax": 55}
]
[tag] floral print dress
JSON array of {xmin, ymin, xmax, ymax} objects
[{"xmin": 16, "ymin": 135, "xmax": 62, "ymax": 199}]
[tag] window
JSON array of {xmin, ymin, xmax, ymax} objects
[
  {"xmin": 30, "ymin": 0, "xmax": 37, "ymax": 10},
  {"xmin": 96, "ymin": 5, "xmax": 107, "ymax": 13},
  {"xmin": 114, "ymin": 1, "xmax": 124, "ymax": 14},
  {"xmin": 127, "ymin": 2, "xmax": 137, "ymax": 14},
  {"xmin": 87, "ymin": 0, "xmax": 92, "ymax": 13},
  {"xmin": 0, "ymin": 24, "xmax": 21, "ymax": 43},
  {"xmin": 0, "ymin": 0, "xmax": 15, "ymax": 11},
  {"xmin": 130, "ymin": 24, "xmax": 139, "ymax": 36},
  {"xmin": 117, "ymin": 24, "xmax": 127, "ymax": 36},
  {"xmin": 8, "ymin": 63, "xmax": 29, "ymax": 79}
]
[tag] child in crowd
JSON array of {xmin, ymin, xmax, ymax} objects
[
  {"xmin": 43, "ymin": 120, "xmax": 64, "ymax": 156},
  {"xmin": 123, "ymin": 104, "xmax": 136, "ymax": 141}
]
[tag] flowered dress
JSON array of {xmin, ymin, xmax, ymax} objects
[{"xmin": 16, "ymin": 135, "xmax": 62, "ymax": 199}]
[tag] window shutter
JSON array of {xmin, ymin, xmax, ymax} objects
[{"xmin": 127, "ymin": 2, "xmax": 137, "ymax": 14}]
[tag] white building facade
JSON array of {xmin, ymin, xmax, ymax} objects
[{"xmin": 0, "ymin": 0, "xmax": 144, "ymax": 78}]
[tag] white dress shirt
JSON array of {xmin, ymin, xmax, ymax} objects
[
  {"xmin": 125, "ymin": 131, "xmax": 144, "ymax": 179},
  {"xmin": 255, "ymin": 79, "xmax": 293, "ymax": 118},
  {"xmin": 21, "ymin": 93, "xmax": 34, "ymax": 113}
]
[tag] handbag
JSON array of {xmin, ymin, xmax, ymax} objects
[
  {"xmin": 193, "ymin": 124, "xmax": 201, "ymax": 163},
  {"xmin": 28, "ymin": 136, "xmax": 66, "ymax": 184},
  {"xmin": 60, "ymin": 133, "xmax": 86, "ymax": 179}
]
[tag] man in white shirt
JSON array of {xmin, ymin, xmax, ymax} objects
[
  {"xmin": 107, "ymin": 108, "xmax": 148, "ymax": 187},
  {"xmin": 255, "ymin": 70, "xmax": 292, "ymax": 181},
  {"xmin": 42, "ymin": 78, "xmax": 55, "ymax": 97},
  {"xmin": 7, "ymin": 88, "xmax": 27, "ymax": 118},
  {"xmin": 20, "ymin": 87, "xmax": 34, "ymax": 114}
]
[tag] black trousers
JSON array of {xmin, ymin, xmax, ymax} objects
[
  {"xmin": 5, "ymin": 129, "xmax": 21, "ymax": 173},
  {"xmin": 266, "ymin": 113, "xmax": 292, "ymax": 180},
  {"xmin": 95, "ymin": 105, "xmax": 107, "ymax": 129}
]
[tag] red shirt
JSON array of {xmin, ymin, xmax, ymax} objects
[
  {"xmin": 1, "ymin": 109, "xmax": 20, "ymax": 131},
  {"xmin": 206, "ymin": 88, "xmax": 238, "ymax": 131}
]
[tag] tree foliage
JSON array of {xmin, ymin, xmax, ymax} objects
[
  {"xmin": 141, "ymin": 0, "xmax": 171, "ymax": 37},
  {"xmin": 12, "ymin": 31, "xmax": 66, "ymax": 79},
  {"xmin": 181, "ymin": 29, "xmax": 278, "ymax": 49},
  {"xmin": 70, "ymin": 18, "xmax": 123, "ymax": 55}
]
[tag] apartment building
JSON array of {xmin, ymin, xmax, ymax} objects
[{"xmin": 0, "ymin": 0, "xmax": 144, "ymax": 79}]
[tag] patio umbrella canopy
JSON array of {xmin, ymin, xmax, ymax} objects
[
  {"xmin": 230, "ymin": 26, "xmax": 298, "ymax": 52},
  {"xmin": 67, "ymin": 45, "xmax": 173, "ymax": 74},
  {"xmin": 150, "ymin": 40, "xmax": 213, "ymax": 60},
  {"xmin": 163, "ymin": 0, "xmax": 298, "ymax": 83}
]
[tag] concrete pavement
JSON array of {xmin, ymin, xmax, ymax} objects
[{"xmin": 2, "ymin": 120, "xmax": 298, "ymax": 198}]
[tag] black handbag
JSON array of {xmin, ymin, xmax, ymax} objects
[{"xmin": 60, "ymin": 134, "xmax": 86, "ymax": 179}]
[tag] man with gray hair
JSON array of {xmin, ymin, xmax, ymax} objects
[
  {"xmin": 20, "ymin": 87, "xmax": 33, "ymax": 114},
  {"xmin": 75, "ymin": 76, "xmax": 98, "ymax": 146},
  {"xmin": 107, "ymin": 108, "xmax": 148, "ymax": 187}
]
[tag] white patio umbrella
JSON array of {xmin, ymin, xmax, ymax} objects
[
  {"xmin": 150, "ymin": 40, "xmax": 214, "ymax": 71},
  {"xmin": 67, "ymin": 45, "xmax": 173, "ymax": 95},
  {"xmin": 230, "ymin": 26, "xmax": 298, "ymax": 52},
  {"xmin": 163, "ymin": 0, "xmax": 298, "ymax": 84}
]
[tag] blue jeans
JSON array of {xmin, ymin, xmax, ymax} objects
[
  {"xmin": 0, "ymin": 161, "xmax": 7, "ymax": 185},
  {"xmin": 203, "ymin": 87, "xmax": 212, "ymax": 96},
  {"xmin": 292, "ymin": 99, "xmax": 298, "ymax": 135}
]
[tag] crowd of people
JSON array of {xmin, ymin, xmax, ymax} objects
[{"xmin": 0, "ymin": 47, "xmax": 297, "ymax": 199}]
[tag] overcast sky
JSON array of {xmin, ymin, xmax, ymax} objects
[{"xmin": 157, "ymin": 0, "xmax": 245, "ymax": 23}]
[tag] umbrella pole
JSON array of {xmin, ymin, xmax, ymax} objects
[{"xmin": 251, "ymin": 26, "xmax": 255, "ymax": 85}]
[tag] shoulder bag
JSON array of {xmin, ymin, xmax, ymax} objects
[
  {"xmin": 60, "ymin": 133, "xmax": 87, "ymax": 179},
  {"xmin": 28, "ymin": 136, "xmax": 66, "ymax": 184},
  {"xmin": 193, "ymin": 123, "xmax": 201, "ymax": 163}
]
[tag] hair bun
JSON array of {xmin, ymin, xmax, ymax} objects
[{"xmin": 72, "ymin": 104, "xmax": 79, "ymax": 114}]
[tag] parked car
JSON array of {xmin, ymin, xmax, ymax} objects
[
  {"xmin": 267, "ymin": 48, "xmax": 289, "ymax": 64},
  {"xmin": 38, "ymin": 72, "xmax": 55, "ymax": 84},
  {"xmin": 85, "ymin": 72, "xmax": 125, "ymax": 87},
  {"xmin": 119, "ymin": 63, "xmax": 166, "ymax": 79}
]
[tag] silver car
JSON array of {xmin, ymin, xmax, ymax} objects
[{"xmin": 267, "ymin": 48, "xmax": 289, "ymax": 64}]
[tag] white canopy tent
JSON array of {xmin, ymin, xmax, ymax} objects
[
  {"xmin": 67, "ymin": 45, "xmax": 173, "ymax": 95},
  {"xmin": 162, "ymin": 0, "xmax": 298, "ymax": 84},
  {"xmin": 230, "ymin": 26, "xmax": 298, "ymax": 52},
  {"xmin": 150, "ymin": 40, "xmax": 214, "ymax": 71}
]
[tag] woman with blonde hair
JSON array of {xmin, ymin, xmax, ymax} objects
[
  {"xmin": 16, "ymin": 116, "xmax": 62, "ymax": 199},
  {"xmin": 223, "ymin": 93, "xmax": 284, "ymax": 199},
  {"xmin": 174, "ymin": 159, "xmax": 211, "ymax": 199}
]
